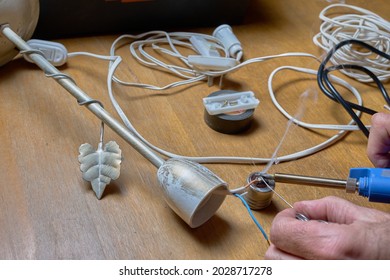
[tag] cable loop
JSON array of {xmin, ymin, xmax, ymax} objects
[
  {"xmin": 313, "ymin": 3, "xmax": 390, "ymax": 82},
  {"xmin": 64, "ymin": 4, "xmax": 388, "ymax": 163}
]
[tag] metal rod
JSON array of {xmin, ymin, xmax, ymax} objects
[
  {"xmin": 1, "ymin": 24, "xmax": 165, "ymax": 168},
  {"xmin": 273, "ymin": 173, "xmax": 347, "ymax": 189}
]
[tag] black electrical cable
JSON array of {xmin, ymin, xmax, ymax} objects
[
  {"xmin": 325, "ymin": 64, "xmax": 390, "ymax": 106},
  {"xmin": 318, "ymin": 39, "xmax": 390, "ymax": 115},
  {"xmin": 318, "ymin": 68, "xmax": 377, "ymax": 115},
  {"xmin": 322, "ymin": 64, "xmax": 390, "ymax": 137},
  {"xmin": 317, "ymin": 39, "xmax": 390, "ymax": 137},
  {"xmin": 319, "ymin": 39, "xmax": 390, "ymax": 77},
  {"xmin": 323, "ymin": 68, "xmax": 370, "ymax": 137}
]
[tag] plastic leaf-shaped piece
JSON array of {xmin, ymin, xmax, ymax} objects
[{"xmin": 78, "ymin": 141, "xmax": 122, "ymax": 199}]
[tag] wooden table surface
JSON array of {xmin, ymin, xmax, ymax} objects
[{"xmin": 1, "ymin": 0, "xmax": 389, "ymax": 259}]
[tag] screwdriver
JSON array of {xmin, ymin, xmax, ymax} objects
[{"xmin": 265, "ymin": 168, "xmax": 390, "ymax": 204}]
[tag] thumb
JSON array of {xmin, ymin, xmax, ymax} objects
[{"xmin": 293, "ymin": 196, "xmax": 365, "ymax": 224}]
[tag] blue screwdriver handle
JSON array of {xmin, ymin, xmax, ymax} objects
[{"xmin": 349, "ymin": 168, "xmax": 390, "ymax": 204}]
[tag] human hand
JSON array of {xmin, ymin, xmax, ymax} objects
[
  {"xmin": 264, "ymin": 196, "xmax": 390, "ymax": 259},
  {"xmin": 367, "ymin": 112, "xmax": 390, "ymax": 168}
]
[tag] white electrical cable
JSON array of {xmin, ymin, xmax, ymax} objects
[
  {"xmin": 268, "ymin": 65, "xmax": 367, "ymax": 131},
  {"xmin": 103, "ymin": 51, "xmax": 362, "ymax": 164},
  {"xmin": 67, "ymin": 51, "xmax": 119, "ymax": 62},
  {"xmin": 107, "ymin": 30, "xmax": 321, "ymax": 91},
  {"xmin": 313, "ymin": 3, "xmax": 390, "ymax": 82},
  {"xmin": 107, "ymin": 31, "xmax": 230, "ymax": 90},
  {"xmin": 61, "ymin": 9, "xmax": 378, "ymax": 165},
  {"xmin": 109, "ymin": 32, "xmax": 320, "ymax": 90}
]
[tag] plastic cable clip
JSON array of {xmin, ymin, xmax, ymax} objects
[
  {"xmin": 203, "ymin": 91, "xmax": 260, "ymax": 115},
  {"xmin": 188, "ymin": 55, "xmax": 238, "ymax": 71},
  {"xmin": 25, "ymin": 39, "xmax": 68, "ymax": 66}
]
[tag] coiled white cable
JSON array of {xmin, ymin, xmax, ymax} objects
[
  {"xmin": 108, "ymin": 31, "xmax": 321, "ymax": 90},
  {"xmin": 108, "ymin": 31, "xmax": 231, "ymax": 90},
  {"xmin": 313, "ymin": 3, "xmax": 390, "ymax": 82},
  {"xmin": 268, "ymin": 65, "xmax": 367, "ymax": 131},
  {"xmin": 64, "ymin": 12, "xmax": 375, "ymax": 165},
  {"xmin": 103, "ymin": 51, "xmax": 363, "ymax": 164}
]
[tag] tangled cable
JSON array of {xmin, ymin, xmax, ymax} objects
[
  {"xmin": 107, "ymin": 30, "xmax": 319, "ymax": 91},
  {"xmin": 313, "ymin": 3, "xmax": 390, "ymax": 83},
  {"xmin": 58, "ymin": 3, "xmax": 390, "ymax": 163},
  {"xmin": 108, "ymin": 30, "xmax": 234, "ymax": 90},
  {"xmin": 317, "ymin": 39, "xmax": 390, "ymax": 137}
]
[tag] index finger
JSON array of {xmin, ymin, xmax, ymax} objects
[{"xmin": 293, "ymin": 196, "xmax": 384, "ymax": 224}]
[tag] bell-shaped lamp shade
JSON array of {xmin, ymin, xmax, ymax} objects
[{"xmin": 157, "ymin": 158, "xmax": 229, "ymax": 228}]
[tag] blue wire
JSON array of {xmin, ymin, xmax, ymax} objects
[{"xmin": 234, "ymin": 193, "xmax": 269, "ymax": 243}]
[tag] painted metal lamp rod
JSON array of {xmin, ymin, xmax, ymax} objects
[{"xmin": 1, "ymin": 24, "xmax": 165, "ymax": 168}]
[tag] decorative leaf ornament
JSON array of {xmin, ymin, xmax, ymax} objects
[
  {"xmin": 78, "ymin": 140, "xmax": 122, "ymax": 199},
  {"xmin": 76, "ymin": 100, "xmax": 122, "ymax": 199}
]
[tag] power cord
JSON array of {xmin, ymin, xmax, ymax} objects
[
  {"xmin": 21, "ymin": 32, "xmax": 371, "ymax": 164},
  {"xmin": 317, "ymin": 39, "xmax": 390, "ymax": 137},
  {"xmin": 313, "ymin": 3, "xmax": 389, "ymax": 137},
  {"xmin": 20, "ymin": 4, "xmax": 389, "ymax": 162},
  {"xmin": 313, "ymin": 3, "xmax": 390, "ymax": 83}
]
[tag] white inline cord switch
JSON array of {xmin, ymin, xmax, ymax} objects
[
  {"xmin": 25, "ymin": 39, "xmax": 68, "ymax": 66},
  {"xmin": 189, "ymin": 36, "xmax": 220, "ymax": 57},
  {"xmin": 213, "ymin": 24, "xmax": 243, "ymax": 60},
  {"xmin": 188, "ymin": 55, "xmax": 238, "ymax": 71}
]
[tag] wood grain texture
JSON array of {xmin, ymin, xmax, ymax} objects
[{"xmin": 0, "ymin": 0, "xmax": 389, "ymax": 259}]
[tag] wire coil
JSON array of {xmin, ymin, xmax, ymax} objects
[
  {"xmin": 243, "ymin": 172, "xmax": 275, "ymax": 210},
  {"xmin": 313, "ymin": 3, "xmax": 390, "ymax": 82}
]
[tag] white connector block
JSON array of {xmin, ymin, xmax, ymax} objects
[
  {"xmin": 25, "ymin": 39, "xmax": 68, "ymax": 66},
  {"xmin": 188, "ymin": 55, "xmax": 238, "ymax": 71},
  {"xmin": 203, "ymin": 91, "xmax": 260, "ymax": 115}
]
